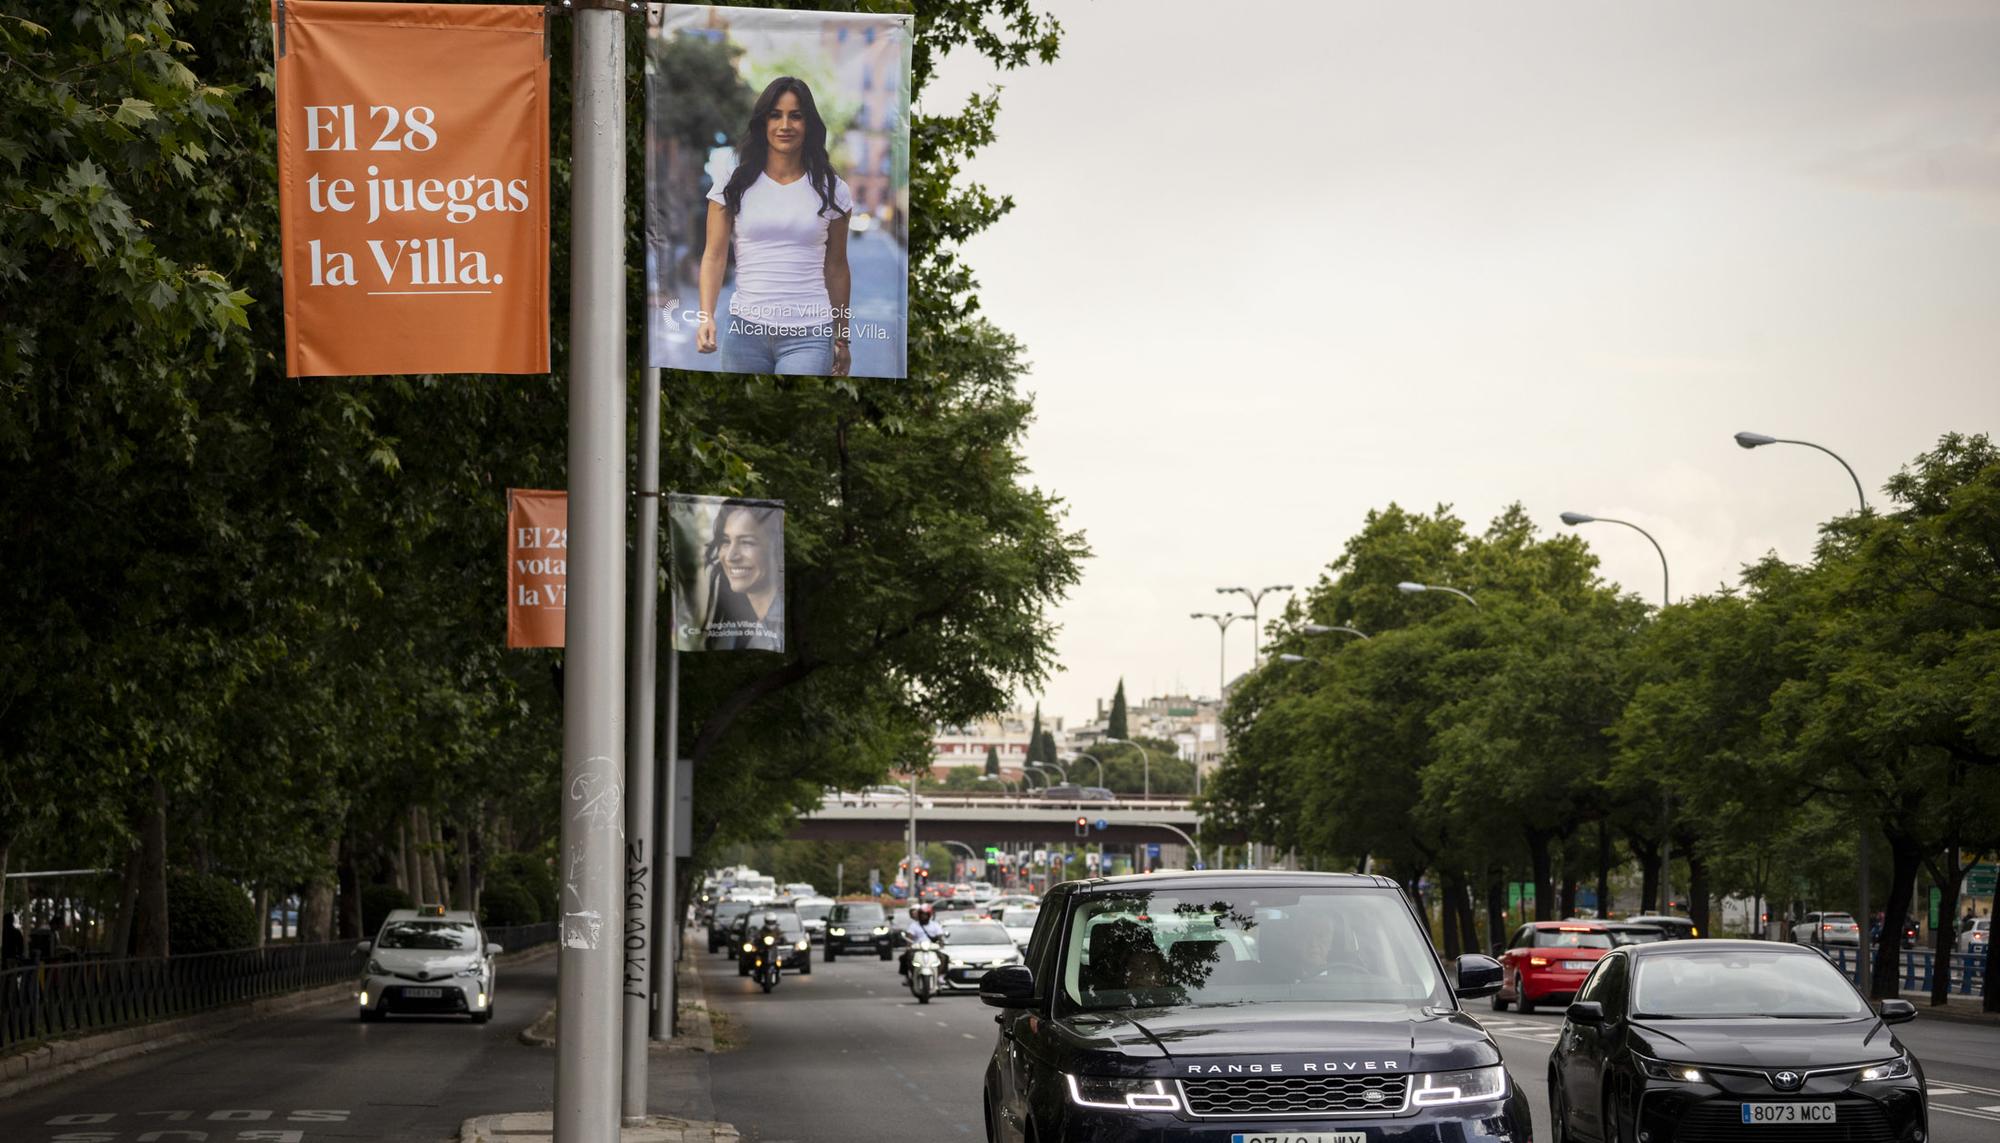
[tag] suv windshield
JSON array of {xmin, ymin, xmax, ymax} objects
[
  {"xmin": 713, "ymin": 902, "xmax": 752, "ymax": 922},
  {"xmin": 795, "ymin": 903, "xmax": 832, "ymax": 922},
  {"xmin": 830, "ymin": 903, "xmax": 885, "ymax": 925},
  {"xmin": 1060, "ymin": 888, "xmax": 1445, "ymax": 1012},
  {"xmin": 750, "ymin": 912, "xmax": 803, "ymax": 935},
  {"xmin": 378, "ymin": 921, "xmax": 481, "ymax": 951},
  {"xmin": 1633, "ymin": 951, "xmax": 1868, "ymax": 1018}
]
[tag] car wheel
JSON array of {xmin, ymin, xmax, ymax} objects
[
  {"xmin": 472, "ymin": 1008, "xmax": 493, "ymax": 1025},
  {"xmin": 879, "ymin": 946, "xmax": 893, "ymax": 961},
  {"xmin": 739, "ymin": 962, "xmax": 749, "ymax": 977},
  {"xmin": 826, "ymin": 946, "xmax": 837, "ymax": 963},
  {"xmin": 1490, "ymin": 985, "xmax": 1510, "ymax": 1011},
  {"xmin": 359, "ymin": 1007, "xmax": 384, "ymax": 1023},
  {"xmin": 1518, "ymin": 990, "xmax": 1537, "ymax": 1015},
  {"xmin": 801, "ymin": 959, "xmax": 812, "ymax": 975}
]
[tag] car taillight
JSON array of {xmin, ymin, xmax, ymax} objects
[{"xmin": 1528, "ymin": 956, "xmax": 1550, "ymax": 967}]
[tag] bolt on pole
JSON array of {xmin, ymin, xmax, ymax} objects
[
  {"xmin": 555, "ymin": 6, "xmax": 627, "ymax": 1142},
  {"xmin": 622, "ymin": 366, "xmax": 662, "ymax": 1124}
]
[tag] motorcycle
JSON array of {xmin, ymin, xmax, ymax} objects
[
  {"xmin": 908, "ymin": 939, "xmax": 941, "ymax": 1004},
  {"xmin": 753, "ymin": 933, "xmax": 783, "ymax": 993}
]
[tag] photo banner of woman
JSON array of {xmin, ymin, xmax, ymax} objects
[
  {"xmin": 645, "ymin": 4, "xmax": 912, "ymax": 379},
  {"xmin": 667, "ymin": 494, "xmax": 786, "ymax": 652}
]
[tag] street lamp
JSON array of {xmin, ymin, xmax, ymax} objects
[
  {"xmin": 1217, "ymin": 584, "xmax": 1294, "ymax": 666},
  {"xmin": 1397, "ymin": 581, "xmax": 1478, "ymax": 607},
  {"xmin": 1030, "ymin": 759, "xmax": 1068, "ymax": 784},
  {"xmin": 977, "ymin": 773, "xmax": 1018, "ymax": 795},
  {"xmin": 1020, "ymin": 767, "xmax": 1048, "ymax": 790},
  {"xmin": 1734, "ymin": 431, "xmax": 1869, "ymax": 511},
  {"xmin": 1304, "ymin": 623, "xmax": 1371, "ymax": 640},
  {"xmin": 1063, "ymin": 752, "xmax": 1106, "ymax": 787},
  {"xmin": 1736, "ymin": 429, "xmax": 1873, "ymax": 989},
  {"xmin": 1103, "ymin": 737, "xmax": 1150, "ymax": 799},
  {"xmin": 1276, "ymin": 653, "xmax": 1307, "ymax": 663},
  {"xmin": 1560, "ymin": 512, "xmax": 1670, "ymax": 607},
  {"xmin": 1191, "ymin": 612, "xmax": 1253, "ymax": 698}
]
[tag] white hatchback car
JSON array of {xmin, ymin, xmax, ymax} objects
[{"xmin": 356, "ymin": 908, "xmax": 500, "ymax": 1023}]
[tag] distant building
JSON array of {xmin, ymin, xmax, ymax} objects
[
  {"xmin": 930, "ymin": 708, "xmax": 1059, "ymax": 779},
  {"xmin": 1068, "ymin": 692, "xmax": 1226, "ymax": 781}
]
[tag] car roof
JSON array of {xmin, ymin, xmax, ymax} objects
[
  {"xmin": 1532, "ymin": 920, "xmax": 1611, "ymax": 930},
  {"xmin": 384, "ymin": 908, "xmax": 478, "ymax": 924},
  {"xmin": 1070, "ymin": 870, "xmax": 1401, "ymax": 893},
  {"xmin": 1622, "ymin": 938, "xmax": 1810, "ymax": 958},
  {"xmin": 1604, "ymin": 922, "xmax": 1665, "ymax": 931}
]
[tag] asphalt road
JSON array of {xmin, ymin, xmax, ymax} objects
[
  {"xmin": 8, "ymin": 942, "xmax": 1997, "ymax": 1143},
  {"xmin": 1, "ymin": 954, "xmax": 561, "ymax": 1143}
]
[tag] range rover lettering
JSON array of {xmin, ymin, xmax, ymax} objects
[{"xmin": 979, "ymin": 870, "xmax": 1526, "ymax": 1143}]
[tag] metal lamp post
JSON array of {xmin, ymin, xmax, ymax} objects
[
  {"xmin": 1064, "ymin": 752, "xmax": 1105, "ymax": 787},
  {"xmin": 1103, "ymin": 737, "xmax": 1150, "ymax": 799},
  {"xmin": 1191, "ymin": 611, "xmax": 1253, "ymax": 698},
  {"xmin": 1218, "ymin": 584, "xmax": 1294, "ymax": 666},
  {"xmin": 1736, "ymin": 429, "xmax": 1873, "ymax": 991},
  {"xmin": 1304, "ymin": 623, "xmax": 1371, "ymax": 640},
  {"xmin": 1559, "ymin": 512, "xmax": 1670, "ymax": 607},
  {"xmin": 1030, "ymin": 759, "xmax": 1069, "ymax": 784},
  {"xmin": 1397, "ymin": 581, "xmax": 1478, "ymax": 607}
]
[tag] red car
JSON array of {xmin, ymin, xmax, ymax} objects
[{"xmin": 1491, "ymin": 922, "xmax": 1613, "ymax": 1014}]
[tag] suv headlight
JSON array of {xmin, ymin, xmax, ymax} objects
[
  {"xmin": 1411, "ymin": 1065, "xmax": 1508, "ymax": 1106},
  {"xmin": 872, "ymin": 925, "xmax": 890, "ymax": 935},
  {"xmin": 795, "ymin": 940, "xmax": 810, "ymax": 950},
  {"xmin": 1858, "ymin": 1055, "xmax": 1912, "ymax": 1082},
  {"xmin": 1636, "ymin": 1056, "xmax": 1707, "ymax": 1084},
  {"xmin": 366, "ymin": 959, "xmax": 386, "ymax": 975},
  {"xmin": 456, "ymin": 966, "xmax": 484, "ymax": 978},
  {"xmin": 828, "ymin": 927, "xmax": 846, "ymax": 936},
  {"xmin": 1064, "ymin": 1074, "xmax": 1181, "ymax": 1112}
]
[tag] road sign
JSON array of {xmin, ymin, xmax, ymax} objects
[
  {"xmin": 1966, "ymin": 864, "xmax": 1996, "ymax": 897},
  {"xmin": 1147, "ymin": 843, "xmax": 1162, "ymax": 860},
  {"xmin": 1095, "ymin": 818, "xmax": 1109, "ymax": 831}
]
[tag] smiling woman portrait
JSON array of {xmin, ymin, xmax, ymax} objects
[
  {"xmin": 697, "ymin": 76, "xmax": 854, "ymax": 377},
  {"xmin": 698, "ymin": 500, "xmax": 784, "ymax": 651}
]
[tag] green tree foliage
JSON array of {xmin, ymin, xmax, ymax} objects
[
  {"xmin": 2, "ymin": 0, "xmax": 1079, "ymax": 959},
  {"xmin": 984, "ymin": 745, "xmax": 1000, "ymax": 777},
  {"xmin": 1107, "ymin": 679, "xmax": 1129, "ymax": 740},
  {"xmin": 166, "ymin": 870, "xmax": 258, "ymax": 954}
]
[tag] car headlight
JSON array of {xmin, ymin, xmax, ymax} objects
[
  {"xmin": 762, "ymin": 935, "xmax": 776, "ymax": 946},
  {"xmin": 456, "ymin": 966, "xmax": 484, "ymax": 978},
  {"xmin": 1411, "ymin": 1065, "xmax": 1508, "ymax": 1106},
  {"xmin": 1636, "ymin": 1056, "xmax": 1707, "ymax": 1084},
  {"xmin": 795, "ymin": 940, "xmax": 809, "ymax": 950},
  {"xmin": 872, "ymin": 925, "xmax": 890, "ymax": 934},
  {"xmin": 366, "ymin": 959, "xmax": 386, "ymax": 975},
  {"xmin": 1063, "ymin": 1073, "xmax": 1180, "ymax": 1112},
  {"xmin": 1858, "ymin": 1055, "xmax": 1912, "ymax": 1082},
  {"xmin": 829, "ymin": 927, "xmax": 846, "ymax": 936}
]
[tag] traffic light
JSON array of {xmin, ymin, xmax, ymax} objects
[{"xmin": 1075, "ymin": 815, "xmax": 1089, "ymax": 837}]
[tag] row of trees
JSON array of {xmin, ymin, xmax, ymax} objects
[
  {"xmin": 1, "ymin": 0, "xmax": 1077, "ymax": 957},
  {"xmin": 1205, "ymin": 434, "xmax": 2000, "ymax": 1009}
]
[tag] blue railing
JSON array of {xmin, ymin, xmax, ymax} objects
[
  {"xmin": 1819, "ymin": 946, "xmax": 1986, "ymax": 997},
  {"xmin": 1, "ymin": 921, "xmax": 555, "ymax": 1054}
]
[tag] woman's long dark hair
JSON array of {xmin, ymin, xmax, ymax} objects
[{"xmin": 722, "ymin": 76, "xmax": 841, "ymax": 220}]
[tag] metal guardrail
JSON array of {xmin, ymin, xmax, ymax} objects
[
  {"xmin": 1, "ymin": 920, "xmax": 557, "ymax": 1053},
  {"xmin": 1819, "ymin": 945, "xmax": 1987, "ymax": 997}
]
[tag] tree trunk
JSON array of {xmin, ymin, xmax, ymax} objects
[
  {"xmin": 131, "ymin": 778, "xmax": 170, "ymax": 959},
  {"xmin": 1596, "ymin": 823, "xmax": 1612, "ymax": 920},
  {"xmin": 1628, "ymin": 831, "xmax": 1660, "ymax": 914},
  {"xmin": 1485, "ymin": 873, "xmax": 1506, "ymax": 956},
  {"xmin": 107, "ymin": 846, "xmax": 141, "ymax": 958},
  {"xmin": 1871, "ymin": 832, "xmax": 1923, "ymax": 1001},
  {"xmin": 1526, "ymin": 830, "xmax": 1555, "ymax": 921},
  {"xmin": 1456, "ymin": 878, "xmax": 1480, "ymax": 955},
  {"xmin": 1685, "ymin": 850, "xmax": 1711, "ymax": 941},
  {"xmin": 1985, "ymin": 905, "xmax": 2000, "ymax": 1013},
  {"xmin": 301, "ymin": 833, "xmax": 339, "ymax": 943},
  {"xmin": 455, "ymin": 815, "xmax": 476, "ymax": 917},
  {"xmin": 1441, "ymin": 874, "xmax": 1461, "ymax": 958},
  {"xmin": 1928, "ymin": 861, "xmax": 1961, "ymax": 1008},
  {"xmin": 1560, "ymin": 875, "xmax": 1579, "ymax": 920},
  {"xmin": 431, "ymin": 815, "xmax": 452, "ymax": 910},
  {"xmin": 253, "ymin": 886, "xmax": 268, "ymax": 948},
  {"xmin": 338, "ymin": 836, "xmax": 363, "ymax": 940}
]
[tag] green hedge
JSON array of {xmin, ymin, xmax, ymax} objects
[{"xmin": 167, "ymin": 870, "xmax": 258, "ymax": 955}]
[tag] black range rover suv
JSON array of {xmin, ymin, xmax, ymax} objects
[{"xmin": 979, "ymin": 870, "xmax": 1527, "ymax": 1143}]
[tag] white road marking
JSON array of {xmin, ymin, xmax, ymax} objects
[
  {"xmin": 1977, "ymin": 1104, "xmax": 2000, "ymax": 1114},
  {"xmin": 963, "ymin": 1033, "xmax": 976, "ymax": 1039},
  {"xmin": 1929, "ymin": 1087, "xmax": 1964, "ymax": 1096},
  {"xmin": 1932, "ymin": 1105, "xmax": 2000, "ymax": 1123}
]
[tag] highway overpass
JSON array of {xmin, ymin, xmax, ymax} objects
[{"xmin": 786, "ymin": 794, "xmax": 1241, "ymax": 850}]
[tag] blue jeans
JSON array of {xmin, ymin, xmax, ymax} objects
[{"xmin": 720, "ymin": 315, "xmax": 834, "ymax": 376}]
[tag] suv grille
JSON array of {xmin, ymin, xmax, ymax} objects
[{"xmin": 1179, "ymin": 1074, "xmax": 1409, "ymax": 1118}]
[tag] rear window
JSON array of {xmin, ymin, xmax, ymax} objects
[{"xmin": 1535, "ymin": 929, "xmax": 1612, "ymax": 949}]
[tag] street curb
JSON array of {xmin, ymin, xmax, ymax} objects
[
  {"xmin": 460, "ymin": 1111, "xmax": 739, "ymax": 1143},
  {"xmin": 518, "ymin": 935, "xmax": 715, "ymax": 1053},
  {"xmin": 0, "ymin": 941, "xmax": 559, "ymax": 1099}
]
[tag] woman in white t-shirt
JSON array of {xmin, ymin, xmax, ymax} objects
[{"xmin": 697, "ymin": 76, "xmax": 852, "ymax": 376}]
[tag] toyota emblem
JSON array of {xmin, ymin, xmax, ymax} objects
[
  {"xmin": 1772, "ymin": 1070, "xmax": 1803, "ymax": 1091},
  {"xmin": 417, "ymin": 971, "xmax": 430, "ymax": 982}
]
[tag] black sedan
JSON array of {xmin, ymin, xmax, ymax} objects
[{"xmin": 1550, "ymin": 939, "xmax": 1924, "ymax": 1143}]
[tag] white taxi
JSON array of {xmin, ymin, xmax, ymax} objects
[{"xmin": 356, "ymin": 907, "xmax": 500, "ymax": 1023}]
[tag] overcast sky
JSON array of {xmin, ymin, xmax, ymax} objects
[{"xmin": 928, "ymin": 1, "xmax": 2000, "ymax": 728}]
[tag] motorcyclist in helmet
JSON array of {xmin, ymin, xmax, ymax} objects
[{"xmin": 899, "ymin": 905, "xmax": 946, "ymax": 977}]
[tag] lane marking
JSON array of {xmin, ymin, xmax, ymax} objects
[{"xmin": 1931, "ymin": 1106, "xmax": 2000, "ymax": 1123}]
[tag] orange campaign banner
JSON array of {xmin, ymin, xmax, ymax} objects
[
  {"xmin": 507, "ymin": 489, "xmax": 567, "ymax": 648},
  {"xmin": 274, "ymin": 1, "xmax": 549, "ymax": 377}
]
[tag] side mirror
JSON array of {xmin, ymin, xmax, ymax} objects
[
  {"xmin": 1454, "ymin": 953, "xmax": 1503, "ymax": 998},
  {"xmin": 1567, "ymin": 1001, "xmax": 1606, "ymax": 1025},
  {"xmin": 487, "ymin": 942, "xmax": 504, "ymax": 956},
  {"xmin": 979, "ymin": 965, "xmax": 1037, "ymax": 1008},
  {"xmin": 1878, "ymin": 998, "xmax": 1916, "ymax": 1025},
  {"xmin": 355, "ymin": 940, "xmax": 372, "ymax": 954}
]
